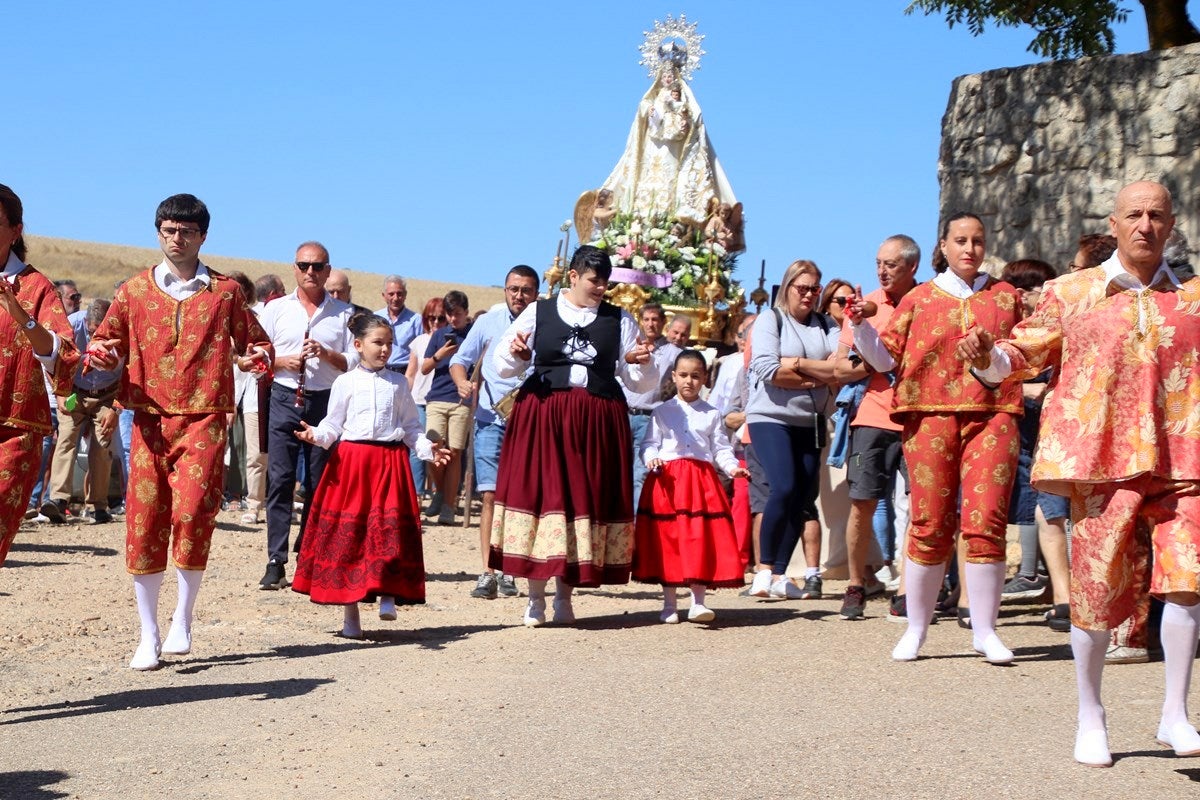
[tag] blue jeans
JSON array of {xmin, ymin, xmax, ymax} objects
[
  {"xmin": 29, "ymin": 406, "xmax": 58, "ymax": 509},
  {"xmin": 410, "ymin": 405, "xmax": 427, "ymax": 495},
  {"xmin": 118, "ymin": 408, "xmax": 135, "ymax": 499},
  {"xmin": 873, "ymin": 493, "xmax": 896, "ymax": 562},
  {"xmin": 748, "ymin": 421, "xmax": 822, "ymax": 575},
  {"xmin": 473, "ymin": 416, "xmax": 505, "ymax": 493},
  {"xmin": 630, "ymin": 413, "xmax": 650, "ymax": 504}
]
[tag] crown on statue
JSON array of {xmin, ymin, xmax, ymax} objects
[{"xmin": 639, "ymin": 14, "xmax": 705, "ymax": 81}]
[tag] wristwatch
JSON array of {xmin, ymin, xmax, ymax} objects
[{"xmin": 23, "ymin": 318, "xmax": 36, "ymax": 331}]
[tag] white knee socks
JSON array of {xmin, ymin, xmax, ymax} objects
[
  {"xmin": 892, "ymin": 557, "xmax": 942, "ymax": 660},
  {"xmin": 1160, "ymin": 601, "xmax": 1200, "ymax": 731},
  {"xmin": 131, "ymin": 573, "xmax": 164, "ymax": 670},
  {"xmin": 162, "ymin": 568, "xmax": 203, "ymax": 655},
  {"xmin": 965, "ymin": 561, "xmax": 1013, "ymax": 663}
]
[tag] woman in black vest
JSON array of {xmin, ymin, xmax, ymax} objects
[{"xmin": 489, "ymin": 245, "xmax": 656, "ymax": 626}]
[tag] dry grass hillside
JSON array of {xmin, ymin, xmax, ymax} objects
[{"xmin": 24, "ymin": 235, "xmax": 506, "ymax": 311}]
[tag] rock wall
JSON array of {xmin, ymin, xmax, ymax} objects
[{"xmin": 939, "ymin": 42, "xmax": 1200, "ymax": 271}]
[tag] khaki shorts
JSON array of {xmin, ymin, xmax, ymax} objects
[{"xmin": 425, "ymin": 400, "xmax": 472, "ymax": 450}]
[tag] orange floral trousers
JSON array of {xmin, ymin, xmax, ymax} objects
[
  {"xmin": 1068, "ymin": 475, "xmax": 1200, "ymax": 631},
  {"xmin": 0, "ymin": 427, "xmax": 42, "ymax": 565},
  {"xmin": 901, "ymin": 412, "xmax": 1019, "ymax": 565},
  {"xmin": 126, "ymin": 411, "xmax": 227, "ymax": 574}
]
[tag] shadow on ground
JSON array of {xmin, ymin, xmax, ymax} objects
[
  {"xmin": 2, "ymin": 678, "xmax": 334, "ymax": 725},
  {"xmin": 8, "ymin": 542, "xmax": 119, "ymax": 557},
  {"xmin": 0, "ymin": 770, "xmax": 70, "ymax": 799}
]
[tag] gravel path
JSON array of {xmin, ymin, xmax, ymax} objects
[{"xmin": 2, "ymin": 511, "xmax": 1197, "ymax": 799}]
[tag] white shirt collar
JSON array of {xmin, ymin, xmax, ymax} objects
[
  {"xmin": 932, "ymin": 269, "xmax": 989, "ymax": 299},
  {"xmin": 1100, "ymin": 253, "xmax": 1180, "ymax": 291},
  {"xmin": 3, "ymin": 251, "xmax": 25, "ymax": 281},
  {"xmin": 154, "ymin": 260, "xmax": 211, "ymax": 287}
]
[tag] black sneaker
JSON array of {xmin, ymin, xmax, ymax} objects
[
  {"xmin": 798, "ymin": 575, "xmax": 822, "ymax": 600},
  {"xmin": 1001, "ymin": 573, "xmax": 1048, "ymax": 601},
  {"xmin": 888, "ymin": 593, "xmax": 938, "ymax": 625},
  {"xmin": 40, "ymin": 499, "xmax": 68, "ymax": 524},
  {"xmin": 470, "ymin": 573, "xmax": 498, "ymax": 599},
  {"xmin": 840, "ymin": 585, "xmax": 866, "ymax": 620},
  {"xmin": 497, "ymin": 574, "xmax": 520, "ymax": 597},
  {"xmin": 91, "ymin": 509, "xmax": 114, "ymax": 525},
  {"xmin": 259, "ymin": 561, "xmax": 288, "ymax": 590}
]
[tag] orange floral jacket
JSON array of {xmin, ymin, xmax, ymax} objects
[
  {"xmin": 997, "ymin": 267, "xmax": 1200, "ymax": 495},
  {"xmin": 94, "ymin": 267, "xmax": 271, "ymax": 415},
  {"xmin": 879, "ymin": 277, "xmax": 1024, "ymax": 422}
]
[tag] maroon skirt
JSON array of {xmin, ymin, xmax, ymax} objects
[
  {"xmin": 489, "ymin": 387, "xmax": 634, "ymax": 587},
  {"xmin": 292, "ymin": 440, "xmax": 425, "ymax": 605},
  {"xmin": 632, "ymin": 458, "xmax": 745, "ymax": 588}
]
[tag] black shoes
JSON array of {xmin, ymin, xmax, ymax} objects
[{"xmin": 259, "ymin": 561, "xmax": 288, "ymax": 590}]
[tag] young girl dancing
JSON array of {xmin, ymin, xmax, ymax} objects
[
  {"xmin": 293, "ymin": 313, "xmax": 450, "ymax": 638},
  {"xmin": 633, "ymin": 350, "xmax": 750, "ymax": 623}
]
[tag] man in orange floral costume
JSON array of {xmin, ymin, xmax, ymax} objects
[
  {"xmin": 963, "ymin": 181, "xmax": 1200, "ymax": 766},
  {"xmin": 90, "ymin": 194, "xmax": 271, "ymax": 671}
]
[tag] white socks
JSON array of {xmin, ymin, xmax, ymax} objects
[
  {"xmin": 1071, "ymin": 625, "xmax": 1111, "ymax": 765},
  {"xmin": 524, "ymin": 579, "xmax": 547, "ymax": 627},
  {"xmin": 162, "ymin": 568, "xmax": 203, "ymax": 655},
  {"xmin": 342, "ymin": 604, "xmax": 363, "ymax": 638},
  {"xmin": 892, "ymin": 557, "xmax": 942, "ymax": 661},
  {"xmin": 552, "ymin": 578, "xmax": 575, "ymax": 624},
  {"xmin": 965, "ymin": 561, "xmax": 1013, "ymax": 664},
  {"xmin": 1158, "ymin": 601, "xmax": 1200, "ymax": 754},
  {"xmin": 379, "ymin": 595, "xmax": 397, "ymax": 621},
  {"xmin": 661, "ymin": 587, "xmax": 679, "ymax": 624},
  {"xmin": 130, "ymin": 573, "xmax": 164, "ymax": 670}
]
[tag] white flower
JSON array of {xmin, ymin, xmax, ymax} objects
[
  {"xmin": 649, "ymin": 227, "xmax": 667, "ymax": 240},
  {"xmin": 711, "ymin": 243, "xmax": 727, "ymax": 257},
  {"xmin": 632, "ymin": 254, "xmax": 648, "ymax": 269},
  {"xmin": 616, "ymin": 235, "xmax": 629, "ymax": 246},
  {"xmin": 679, "ymin": 247, "xmax": 696, "ymax": 262},
  {"xmin": 647, "ymin": 259, "xmax": 666, "ymax": 273}
]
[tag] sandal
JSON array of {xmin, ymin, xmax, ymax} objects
[
  {"xmin": 1045, "ymin": 603, "xmax": 1071, "ymax": 633},
  {"xmin": 957, "ymin": 607, "xmax": 972, "ymax": 630}
]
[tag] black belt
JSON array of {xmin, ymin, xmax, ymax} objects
[
  {"xmin": 73, "ymin": 384, "xmax": 119, "ymax": 399},
  {"xmin": 629, "ymin": 407, "xmax": 654, "ymax": 417},
  {"xmin": 272, "ymin": 384, "xmax": 331, "ymax": 398}
]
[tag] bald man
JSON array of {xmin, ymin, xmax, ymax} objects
[{"xmin": 963, "ymin": 180, "xmax": 1200, "ymax": 766}]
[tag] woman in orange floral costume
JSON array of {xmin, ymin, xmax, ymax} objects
[
  {"xmin": 0, "ymin": 184, "xmax": 80, "ymax": 565},
  {"xmin": 849, "ymin": 212, "xmax": 1023, "ymax": 664}
]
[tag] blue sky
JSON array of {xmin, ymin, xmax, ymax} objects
[{"xmin": 10, "ymin": 1, "xmax": 1180, "ymax": 296}]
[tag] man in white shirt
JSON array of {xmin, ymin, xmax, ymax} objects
[
  {"xmin": 376, "ymin": 275, "xmax": 423, "ymax": 372},
  {"xmin": 256, "ymin": 242, "xmax": 357, "ymax": 590},
  {"xmin": 625, "ymin": 302, "xmax": 679, "ymax": 502}
]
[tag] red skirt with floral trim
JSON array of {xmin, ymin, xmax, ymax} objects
[
  {"xmin": 633, "ymin": 458, "xmax": 745, "ymax": 588},
  {"xmin": 292, "ymin": 440, "xmax": 425, "ymax": 605}
]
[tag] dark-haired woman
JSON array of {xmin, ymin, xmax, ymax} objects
[
  {"xmin": 849, "ymin": 212, "xmax": 1024, "ymax": 663},
  {"xmin": 0, "ymin": 184, "xmax": 79, "ymax": 564},
  {"xmin": 490, "ymin": 245, "xmax": 657, "ymax": 627}
]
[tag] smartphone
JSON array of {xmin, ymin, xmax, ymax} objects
[{"xmin": 445, "ymin": 334, "xmax": 458, "ymax": 346}]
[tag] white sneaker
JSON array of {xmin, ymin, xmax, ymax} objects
[
  {"xmin": 129, "ymin": 638, "xmax": 161, "ymax": 671},
  {"xmin": 891, "ymin": 630, "xmax": 924, "ymax": 662},
  {"xmin": 161, "ymin": 624, "xmax": 191, "ymax": 656},
  {"xmin": 972, "ymin": 632, "xmax": 1014, "ymax": 664},
  {"xmin": 875, "ymin": 564, "xmax": 901, "ymax": 592},
  {"xmin": 523, "ymin": 598, "xmax": 546, "ymax": 627},
  {"xmin": 552, "ymin": 595, "xmax": 575, "ymax": 624},
  {"xmin": 748, "ymin": 569, "xmax": 772, "ymax": 598},
  {"xmin": 688, "ymin": 604, "xmax": 715, "ymax": 623},
  {"xmin": 1157, "ymin": 720, "xmax": 1200, "ymax": 756},
  {"xmin": 240, "ymin": 511, "xmax": 259, "ymax": 525},
  {"xmin": 769, "ymin": 577, "xmax": 804, "ymax": 599},
  {"xmin": 660, "ymin": 608, "xmax": 680, "ymax": 624},
  {"xmin": 379, "ymin": 596, "xmax": 397, "ymax": 621},
  {"xmin": 1074, "ymin": 728, "xmax": 1113, "ymax": 767}
]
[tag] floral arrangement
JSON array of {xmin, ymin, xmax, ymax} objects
[{"xmin": 586, "ymin": 211, "xmax": 741, "ymax": 307}]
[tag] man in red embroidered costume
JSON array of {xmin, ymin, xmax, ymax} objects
[
  {"xmin": 0, "ymin": 183, "xmax": 79, "ymax": 564},
  {"xmin": 90, "ymin": 194, "xmax": 271, "ymax": 671},
  {"xmin": 963, "ymin": 181, "xmax": 1200, "ymax": 766}
]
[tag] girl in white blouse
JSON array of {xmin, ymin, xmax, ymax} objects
[
  {"xmin": 633, "ymin": 350, "xmax": 750, "ymax": 623},
  {"xmin": 293, "ymin": 313, "xmax": 450, "ymax": 639}
]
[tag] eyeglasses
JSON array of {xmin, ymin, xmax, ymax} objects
[
  {"xmin": 830, "ymin": 296, "xmax": 850, "ymax": 307},
  {"xmin": 426, "ymin": 314, "xmax": 446, "ymax": 323},
  {"xmin": 790, "ymin": 283, "xmax": 821, "ymax": 295},
  {"xmin": 159, "ymin": 226, "xmax": 203, "ymax": 240},
  {"xmin": 295, "ymin": 261, "xmax": 329, "ymax": 272},
  {"xmin": 505, "ymin": 286, "xmax": 538, "ymax": 296},
  {"xmin": 67, "ymin": 293, "xmax": 82, "ymax": 302}
]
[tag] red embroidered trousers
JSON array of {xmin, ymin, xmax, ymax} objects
[
  {"xmin": 126, "ymin": 411, "xmax": 227, "ymax": 574},
  {"xmin": 0, "ymin": 427, "xmax": 42, "ymax": 565},
  {"xmin": 901, "ymin": 412, "xmax": 1019, "ymax": 565}
]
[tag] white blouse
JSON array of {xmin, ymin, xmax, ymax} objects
[
  {"xmin": 492, "ymin": 293, "xmax": 659, "ymax": 393},
  {"xmin": 641, "ymin": 396, "xmax": 740, "ymax": 476},
  {"xmin": 309, "ymin": 366, "xmax": 434, "ymax": 461}
]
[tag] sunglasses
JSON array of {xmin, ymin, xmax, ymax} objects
[
  {"xmin": 830, "ymin": 296, "xmax": 850, "ymax": 307},
  {"xmin": 295, "ymin": 261, "xmax": 329, "ymax": 272}
]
